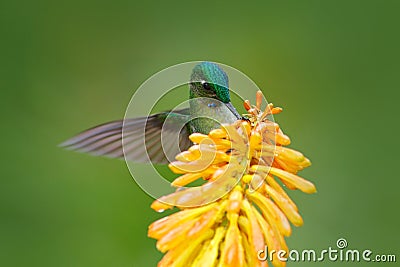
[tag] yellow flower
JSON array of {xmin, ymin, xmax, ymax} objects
[{"xmin": 148, "ymin": 91, "xmax": 316, "ymax": 267}]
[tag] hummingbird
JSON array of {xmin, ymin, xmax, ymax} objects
[{"xmin": 61, "ymin": 62, "xmax": 242, "ymax": 164}]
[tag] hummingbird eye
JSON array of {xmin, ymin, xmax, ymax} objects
[{"xmin": 201, "ymin": 81, "xmax": 212, "ymax": 90}]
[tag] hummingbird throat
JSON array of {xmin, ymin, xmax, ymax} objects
[{"xmin": 188, "ymin": 97, "xmax": 239, "ymax": 135}]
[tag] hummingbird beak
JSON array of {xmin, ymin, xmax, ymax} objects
[{"xmin": 226, "ymin": 102, "xmax": 241, "ymax": 119}]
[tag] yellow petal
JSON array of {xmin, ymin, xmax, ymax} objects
[
  {"xmin": 238, "ymin": 215, "xmax": 251, "ymax": 237},
  {"xmin": 266, "ymin": 175, "xmax": 298, "ymax": 211},
  {"xmin": 188, "ymin": 201, "xmax": 226, "ymax": 238},
  {"xmin": 148, "ymin": 203, "xmax": 217, "ymax": 239},
  {"xmin": 157, "ymin": 249, "xmax": 175, "ymax": 267},
  {"xmin": 186, "ymin": 208, "xmax": 217, "ymax": 237},
  {"xmin": 210, "ymin": 164, "xmax": 229, "ymax": 181},
  {"xmin": 249, "ymin": 164, "xmax": 269, "ymax": 174},
  {"xmin": 169, "ymin": 158, "xmax": 213, "ymax": 173},
  {"xmin": 241, "ymin": 121, "xmax": 252, "ymax": 137},
  {"xmin": 274, "ymin": 157, "xmax": 300, "ymax": 174},
  {"xmin": 227, "ymin": 187, "xmax": 243, "ymax": 214},
  {"xmin": 189, "ymin": 133, "xmax": 213, "ymax": 144},
  {"xmin": 220, "ymin": 213, "xmax": 246, "ymax": 267},
  {"xmin": 171, "ymin": 172, "xmax": 204, "ymax": 187},
  {"xmin": 264, "ymin": 184, "xmax": 303, "ymax": 227},
  {"xmin": 175, "ymin": 150, "xmax": 200, "ymax": 162},
  {"xmin": 213, "ymin": 151, "xmax": 231, "ymax": 163},
  {"xmin": 223, "ymin": 124, "xmax": 247, "ymax": 151},
  {"xmin": 247, "ymin": 190, "xmax": 291, "ymax": 237},
  {"xmin": 168, "ymin": 162, "xmax": 188, "ymax": 174},
  {"xmin": 156, "ymin": 218, "xmax": 197, "ymax": 252},
  {"xmin": 249, "ymin": 174, "xmax": 266, "ymax": 192},
  {"xmin": 275, "ymin": 132, "xmax": 291, "ymax": 146},
  {"xmin": 170, "ymin": 164, "xmax": 219, "ymax": 187},
  {"xmin": 252, "ymin": 206, "xmax": 286, "ymax": 267},
  {"xmin": 256, "ymin": 90, "xmax": 263, "ymax": 109},
  {"xmin": 241, "ymin": 230, "xmax": 255, "ymax": 267},
  {"xmin": 156, "ymin": 170, "xmax": 239, "ymax": 208},
  {"xmin": 278, "ymin": 147, "xmax": 305, "ymax": 163},
  {"xmin": 214, "ymin": 138, "xmax": 232, "ymax": 148},
  {"xmin": 171, "ymin": 229, "xmax": 215, "ymax": 266},
  {"xmin": 150, "ymin": 200, "xmax": 173, "ymax": 212},
  {"xmin": 209, "ymin": 128, "xmax": 228, "ymax": 139},
  {"xmin": 241, "ymin": 200, "xmax": 268, "ymax": 267},
  {"xmin": 242, "ymin": 174, "xmax": 253, "ymax": 184},
  {"xmin": 250, "ymin": 132, "xmax": 262, "ymax": 148},
  {"xmin": 269, "ymin": 167, "xmax": 316, "ymax": 194},
  {"xmin": 192, "ymin": 227, "xmax": 225, "ymax": 267}
]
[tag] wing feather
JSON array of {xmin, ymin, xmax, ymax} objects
[{"xmin": 60, "ymin": 109, "xmax": 191, "ymax": 164}]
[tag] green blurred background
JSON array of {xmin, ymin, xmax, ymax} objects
[{"xmin": 1, "ymin": 0, "xmax": 399, "ymax": 266}]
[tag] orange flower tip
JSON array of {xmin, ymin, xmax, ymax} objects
[
  {"xmin": 256, "ymin": 90, "xmax": 263, "ymax": 109},
  {"xmin": 244, "ymin": 100, "xmax": 252, "ymax": 111},
  {"xmin": 151, "ymin": 200, "xmax": 173, "ymax": 212},
  {"xmin": 261, "ymin": 103, "xmax": 273, "ymax": 115},
  {"xmin": 272, "ymin": 107, "xmax": 283, "ymax": 114}
]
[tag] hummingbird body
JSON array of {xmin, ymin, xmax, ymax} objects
[
  {"xmin": 61, "ymin": 62, "xmax": 241, "ymax": 163},
  {"xmin": 189, "ymin": 97, "xmax": 239, "ymax": 134}
]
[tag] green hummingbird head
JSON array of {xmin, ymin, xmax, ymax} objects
[{"xmin": 189, "ymin": 62, "xmax": 231, "ymax": 103}]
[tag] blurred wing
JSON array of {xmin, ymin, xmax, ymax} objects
[{"xmin": 60, "ymin": 109, "xmax": 191, "ymax": 164}]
